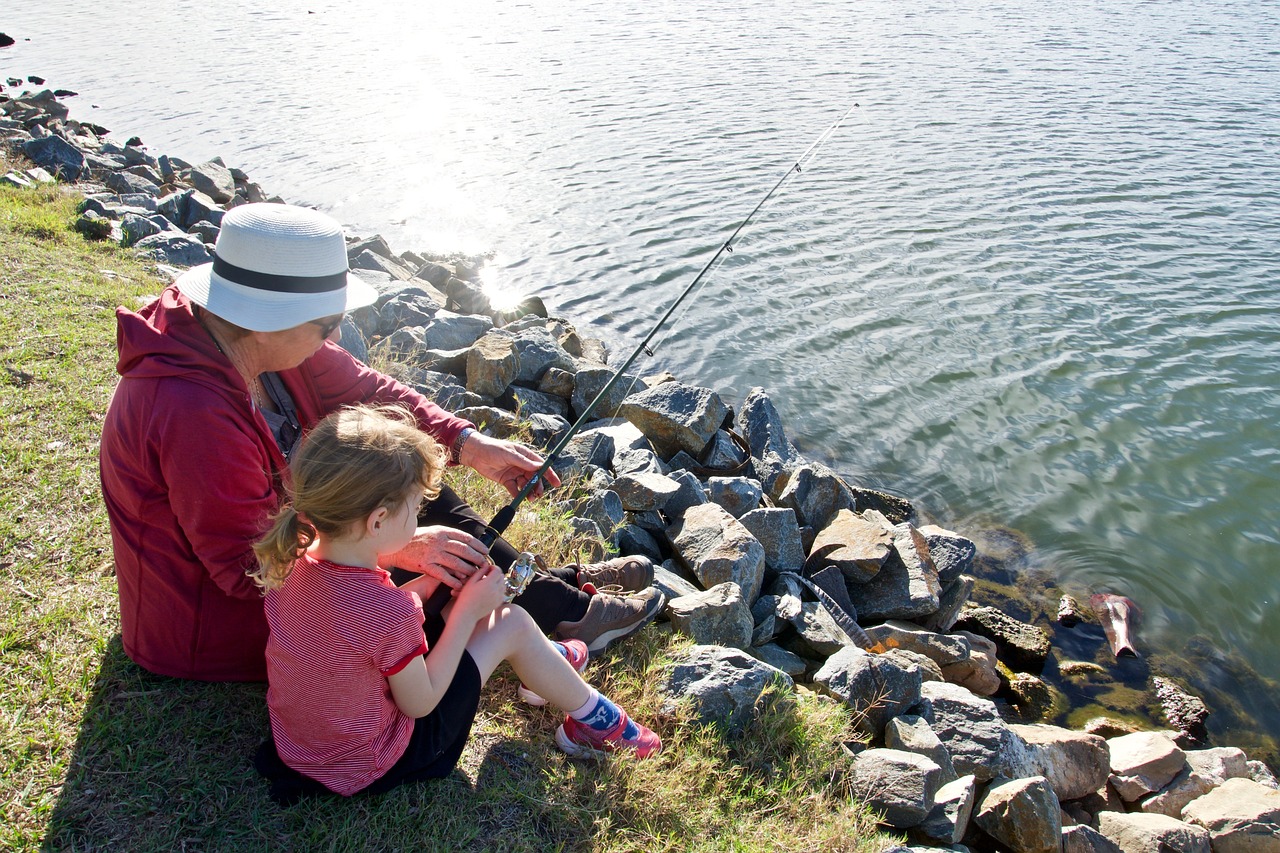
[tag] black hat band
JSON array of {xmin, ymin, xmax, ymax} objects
[{"xmin": 213, "ymin": 254, "xmax": 348, "ymax": 294}]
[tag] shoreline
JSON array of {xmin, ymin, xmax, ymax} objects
[{"xmin": 5, "ymin": 76, "xmax": 1279, "ymax": 849}]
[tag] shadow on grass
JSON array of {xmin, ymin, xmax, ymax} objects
[{"xmin": 44, "ymin": 637, "xmax": 586, "ymax": 852}]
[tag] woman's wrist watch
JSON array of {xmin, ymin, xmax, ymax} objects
[{"xmin": 450, "ymin": 427, "xmax": 474, "ymax": 465}]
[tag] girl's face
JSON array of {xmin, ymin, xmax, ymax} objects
[{"xmin": 373, "ymin": 485, "xmax": 424, "ymax": 558}]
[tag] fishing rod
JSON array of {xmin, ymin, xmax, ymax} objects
[{"xmin": 483, "ymin": 102, "xmax": 861, "ymax": 549}]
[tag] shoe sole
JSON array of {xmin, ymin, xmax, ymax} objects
[{"xmin": 584, "ymin": 591, "xmax": 666, "ymax": 655}]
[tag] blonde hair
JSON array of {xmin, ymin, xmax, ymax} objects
[{"xmin": 252, "ymin": 404, "xmax": 446, "ymax": 590}]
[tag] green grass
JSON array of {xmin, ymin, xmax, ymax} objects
[{"xmin": 0, "ymin": 161, "xmax": 892, "ymax": 852}]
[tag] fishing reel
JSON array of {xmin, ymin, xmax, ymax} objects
[{"xmin": 503, "ymin": 552, "xmax": 537, "ymax": 602}]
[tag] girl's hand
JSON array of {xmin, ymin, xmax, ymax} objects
[
  {"xmin": 383, "ymin": 526, "xmax": 489, "ymax": 589},
  {"xmin": 458, "ymin": 432, "xmax": 562, "ymax": 499},
  {"xmin": 450, "ymin": 562, "xmax": 508, "ymax": 624}
]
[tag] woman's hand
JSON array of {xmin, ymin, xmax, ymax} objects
[
  {"xmin": 450, "ymin": 561, "xmax": 508, "ymax": 625},
  {"xmin": 459, "ymin": 431, "xmax": 562, "ymax": 499},
  {"xmin": 382, "ymin": 525, "xmax": 489, "ymax": 589}
]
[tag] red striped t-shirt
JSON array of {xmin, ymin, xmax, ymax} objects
[{"xmin": 263, "ymin": 554, "xmax": 428, "ymax": 796}]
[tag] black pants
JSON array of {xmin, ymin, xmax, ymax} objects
[{"xmin": 401, "ymin": 482, "xmax": 589, "ymax": 632}]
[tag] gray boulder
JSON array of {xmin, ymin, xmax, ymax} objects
[
  {"xmin": 659, "ymin": 644, "xmax": 793, "ymax": 734},
  {"xmin": 737, "ymin": 386, "xmax": 803, "ymax": 499},
  {"xmin": 1012, "ymin": 723, "xmax": 1111, "ymax": 802},
  {"xmin": 805, "ymin": 508, "xmax": 893, "ymax": 582},
  {"xmin": 667, "ymin": 582, "xmax": 754, "ymax": 649},
  {"xmin": 849, "ymin": 748, "xmax": 943, "ymax": 829},
  {"xmin": 1181, "ymin": 777, "xmax": 1280, "ymax": 853},
  {"xmin": 668, "ymin": 502, "xmax": 766, "ymax": 605},
  {"xmin": 973, "ymin": 776, "xmax": 1062, "ymax": 853},
  {"xmin": 620, "ymin": 381, "xmax": 728, "ymax": 459},
  {"xmin": 738, "ymin": 507, "xmax": 805, "ymax": 576},
  {"xmin": 813, "ymin": 647, "xmax": 922, "ymax": 740},
  {"xmin": 775, "ymin": 461, "xmax": 857, "ymax": 530},
  {"xmin": 1107, "ymin": 731, "xmax": 1186, "ymax": 803},
  {"xmin": 917, "ymin": 681, "xmax": 1030, "ymax": 783},
  {"xmin": 1097, "ymin": 812, "xmax": 1211, "ymax": 853},
  {"xmin": 706, "ymin": 476, "xmax": 762, "ymax": 518},
  {"xmin": 132, "ymin": 233, "xmax": 211, "ymax": 266},
  {"xmin": 22, "ymin": 135, "xmax": 85, "ymax": 180}
]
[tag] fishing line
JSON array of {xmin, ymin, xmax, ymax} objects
[{"xmin": 482, "ymin": 101, "xmax": 862, "ymax": 546}]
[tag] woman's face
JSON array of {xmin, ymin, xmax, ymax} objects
[{"xmin": 257, "ymin": 314, "xmax": 343, "ymax": 371}]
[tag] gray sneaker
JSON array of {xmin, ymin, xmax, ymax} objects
[
  {"xmin": 556, "ymin": 586, "xmax": 666, "ymax": 654},
  {"xmin": 574, "ymin": 555, "xmax": 655, "ymax": 593}
]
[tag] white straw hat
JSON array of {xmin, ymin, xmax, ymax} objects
[{"xmin": 175, "ymin": 202, "xmax": 377, "ymax": 332}]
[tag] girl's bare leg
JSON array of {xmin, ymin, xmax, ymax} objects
[{"xmin": 465, "ymin": 604, "xmax": 591, "ymax": 711}]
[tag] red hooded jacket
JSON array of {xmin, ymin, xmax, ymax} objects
[{"xmin": 99, "ymin": 286, "xmax": 471, "ymax": 681}]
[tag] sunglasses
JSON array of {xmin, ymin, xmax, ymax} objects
[{"xmin": 310, "ymin": 313, "xmax": 345, "ymax": 339}]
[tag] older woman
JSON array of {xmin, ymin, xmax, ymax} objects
[{"xmin": 100, "ymin": 203, "xmax": 663, "ymax": 682}]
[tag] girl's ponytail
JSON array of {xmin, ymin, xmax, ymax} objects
[{"xmin": 251, "ymin": 505, "xmax": 316, "ymax": 591}]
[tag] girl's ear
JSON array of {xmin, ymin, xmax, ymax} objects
[{"xmin": 365, "ymin": 505, "xmax": 390, "ymax": 538}]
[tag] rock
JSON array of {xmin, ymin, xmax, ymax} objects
[
  {"xmin": 706, "ymin": 476, "xmax": 762, "ymax": 518},
  {"xmin": 782, "ymin": 600, "xmax": 855, "ymax": 659},
  {"xmin": 776, "ymin": 462, "xmax": 857, "ymax": 530},
  {"xmin": 916, "ymin": 525, "xmax": 976, "ymax": 585},
  {"xmin": 506, "ymin": 326, "xmax": 577, "ymax": 385},
  {"xmin": 939, "ymin": 630, "xmax": 1001, "ymax": 696},
  {"xmin": 737, "ymin": 386, "xmax": 804, "ymax": 499},
  {"xmin": 1107, "ymin": 731, "xmax": 1186, "ymax": 803},
  {"xmin": 575, "ymin": 489, "xmax": 625, "ymax": 538},
  {"xmin": 74, "ymin": 210, "xmax": 113, "ymax": 239},
  {"xmin": 668, "ymin": 502, "xmax": 766, "ymax": 605},
  {"xmin": 132, "ymin": 232, "xmax": 211, "ymax": 266},
  {"xmin": 864, "ymin": 620, "xmax": 972, "ymax": 669},
  {"xmin": 1152, "ymin": 676, "xmax": 1209, "ymax": 746},
  {"xmin": 189, "ymin": 159, "xmax": 236, "ymax": 203},
  {"xmin": 422, "ymin": 310, "xmax": 493, "ymax": 351},
  {"xmin": 701, "ymin": 429, "xmax": 748, "ymax": 472},
  {"xmin": 951, "ymin": 606, "xmax": 1051, "ymax": 674},
  {"xmin": 105, "ymin": 169, "xmax": 160, "ymax": 196},
  {"xmin": 885, "ymin": 714, "xmax": 958, "ymax": 783},
  {"xmin": 920, "ymin": 574, "xmax": 975, "ymax": 633},
  {"xmin": 1251, "ymin": 761, "xmax": 1280, "ymax": 790},
  {"xmin": 813, "ymin": 647, "xmax": 922, "ymax": 740},
  {"xmin": 1004, "ymin": 671, "xmax": 1060, "ymax": 723},
  {"xmin": 849, "ymin": 748, "xmax": 944, "ymax": 829},
  {"xmin": 1062, "ymin": 824, "xmax": 1123, "ymax": 853},
  {"xmin": 973, "ymin": 776, "xmax": 1062, "ymax": 853},
  {"xmin": 659, "ymin": 644, "xmax": 793, "ymax": 734},
  {"xmin": 1185, "ymin": 746, "xmax": 1250, "ymax": 784},
  {"xmin": 465, "ymin": 331, "xmax": 519, "ymax": 397},
  {"xmin": 619, "ymin": 381, "xmax": 728, "ymax": 459},
  {"xmin": 1181, "ymin": 777, "xmax": 1280, "ymax": 853},
  {"xmin": 538, "ymin": 366, "xmax": 575, "ymax": 399},
  {"xmin": 747, "ymin": 642, "xmax": 808, "ymax": 678},
  {"xmin": 667, "ymin": 582, "xmax": 753, "ymax": 649},
  {"xmin": 918, "ymin": 774, "xmax": 977, "ymax": 844},
  {"xmin": 1140, "ymin": 765, "xmax": 1217, "ymax": 819},
  {"xmin": 917, "ymin": 681, "xmax": 1030, "ymax": 783},
  {"xmin": 653, "ymin": 562, "xmax": 701, "ymax": 603},
  {"xmin": 738, "ymin": 507, "xmax": 805, "ymax": 576},
  {"xmin": 1057, "ymin": 594, "xmax": 1085, "ymax": 627},
  {"xmin": 22, "ymin": 135, "xmax": 85, "ymax": 180},
  {"xmin": 506, "ymin": 385, "xmax": 569, "ymax": 420},
  {"xmin": 610, "ymin": 470, "xmax": 681, "ymax": 513},
  {"xmin": 665, "ymin": 469, "xmax": 709, "ymax": 518},
  {"xmin": 805, "ymin": 508, "xmax": 893, "ymax": 582},
  {"xmin": 1012, "ymin": 723, "xmax": 1111, "ymax": 802},
  {"xmin": 846, "ymin": 524, "xmax": 943, "ymax": 623},
  {"xmin": 1097, "ymin": 812, "xmax": 1211, "ymax": 853},
  {"xmin": 571, "ymin": 364, "xmax": 643, "ymax": 420}
]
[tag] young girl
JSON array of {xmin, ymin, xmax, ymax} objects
[{"xmin": 252, "ymin": 405, "xmax": 660, "ymax": 799}]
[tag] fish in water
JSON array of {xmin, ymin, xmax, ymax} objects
[{"xmin": 1090, "ymin": 593, "xmax": 1141, "ymax": 658}]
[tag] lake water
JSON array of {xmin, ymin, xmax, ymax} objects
[{"xmin": 6, "ymin": 0, "xmax": 1278, "ymax": 756}]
